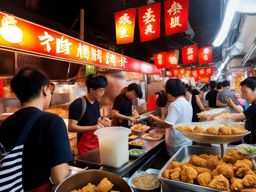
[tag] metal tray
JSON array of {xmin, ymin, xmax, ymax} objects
[{"xmin": 159, "ymin": 145, "xmax": 224, "ymax": 192}]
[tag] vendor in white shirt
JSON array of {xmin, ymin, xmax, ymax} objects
[{"xmin": 148, "ymin": 78, "xmax": 193, "ymax": 156}]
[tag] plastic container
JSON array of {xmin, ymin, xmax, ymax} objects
[{"xmin": 95, "ymin": 127, "xmax": 131, "ymax": 168}]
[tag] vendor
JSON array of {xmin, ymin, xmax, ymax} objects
[
  {"xmin": 68, "ymin": 74, "xmax": 111, "ymax": 155},
  {"xmin": 111, "ymin": 83, "xmax": 142, "ymax": 127},
  {"xmin": 224, "ymin": 77, "xmax": 256, "ymax": 143},
  {"xmin": 148, "ymin": 79, "xmax": 193, "ymax": 156}
]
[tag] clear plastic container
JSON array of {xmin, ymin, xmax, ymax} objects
[{"xmin": 95, "ymin": 127, "xmax": 131, "ymax": 168}]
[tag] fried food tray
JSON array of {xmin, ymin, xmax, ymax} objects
[{"xmin": 159, "ymin": 145, "xmax": 224, "ymax": 192}]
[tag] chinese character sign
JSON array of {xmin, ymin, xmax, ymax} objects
[
  {"xmin": 115, "ymin": 9, "xmax": 136, "ymax": 44},
  {"xmin": 182, "ymin": 44, "xmax": 198, "ymax": 64},
  {"xmin": 154, "ymin": 52, "xmax": 166, "ymax": 68},
  {"xmin": 164, "ymin": 0, "xmax": 189, "ymax": 36},
  {"xmin": 206, "ymin": 67, "xmax": 215, "ymax": 77},
  {"xmin": 198, "ymin": 46, "xmax": 213, "ymax": 65},
  {"xmin": 138, "ymin": 3, "xmax": 161, "ymax": 42},
  {"xmin": 166, "ymin": 49, "xmax": 179, "ymax": 67}
]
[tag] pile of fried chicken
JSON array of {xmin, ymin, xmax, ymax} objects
[
  {"xmin": 162, "ymin": 149, "xmax": 256, "ymax": 192},
  {"xmin": 176, "ymin": 125, "xmax": 246, "ymax": 135}
]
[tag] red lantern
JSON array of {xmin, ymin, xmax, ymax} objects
[
  {"xmin": 198, "ymin": 46, "xmax": 213, "ymax": 65},
  {"xmin": 138, "ymin": 3, "xmax": 161, "ymax": 42},
  {"xmin": 153, "ymin": 52, "xmax": 166, "ymax": 69},
  {"xmin": 115, "ymin": 8, "xmax": 136, "ymax": 44},
  {"xmin": 182, "ymin": 44, "xmax": 198, "ymax": 64},
  {"xmin": 166, "ymin": 49, "xmax": 179, "ymax": 68},
  {"xmin": 164, "ymin": 0, "xmax": 189, "ymax": 36}
]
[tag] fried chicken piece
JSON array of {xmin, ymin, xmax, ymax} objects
[
  {"xmin": 162, "ymin": 169, "xmax": 172, "ymax": 179},
  {"xmin": 215, "ymin": 161, "xmax": 234, "ymax": 179},
  {"xmin": 199, "ymin": 154, "xmax": 210, "ymax": 160},
  {"xmin": 246, "ymin": 171, "xmax": 256, "ymax": 176},
  {"xmin": 193, "ymin": 126, "xmax": 204, "ymax": 133},
  {"xmin": 223, "ymin": 149, "xmax": 243, "ymax": 164},
  {"xmin": 189, "ymin": 155, "xmax": 207, "ymax": 167},
  {"xmin": 204, "ymin": 127, "xmax": 219, "ymax": 135},
  {"xmin": 208, "ymin": 174, "xmax": 230, "ymax": 191},
  {"xmin": 194, "ymin": 167, "xmax": 212, "ymax": 174},
  {"xmin": 234, "ymin": 162, "xmax": 251, "ymax": 178},
  {"xmin": 243, "ymin": 175, "xmax": 256, "ymax": 188},
  {"xmin": 206, "ymin": 155, "xmax": 219, "ymax": 170},
  {"xmin": 219, "ymin": 127, "xmax": 232, "ymax": 135},
  {"xmin": 197, "ymin": 172, "xmax": 211, "ymax": 187},
  {"xmin": 96, "ymin": 178, "xmax": 114, "ymax": 192},
  {"xmin": 71, "ymin": 190, "xmax": 82, "ymax": 192},
  {"xmin": 170, "ymin": 168, "xmax": 182, "ymax": 181},
  {"xmin": 176, "ymin": 126, "xmax": 192, "ymax": 133},
  {"xmin": 231, "ymin": 127, "xmax": 246, "ymax": 135},
  {"xmin": 167, "ymin": 160, "xmax": 182, "ymax": 169},
  {"xmin": 181, "ymin": 165, "xmax": 198, "ymax": 184},
  {"xmin": 81, "ymin": 183, "xmax": 96, "ymax": 192},
  {"xmin": 231, "ymin": 177, "xmax": 244, "ymax": 192},
  {"xmin": 212, "ymin": 169, "xmax": 219, "ymax": 177},
  {"xmin": 236, "ymin": 159, "xmax": 254, "ymax": 170},
  {"xmin": 242, "ymin": 188, "xmax": 256, "ymax": 192}
]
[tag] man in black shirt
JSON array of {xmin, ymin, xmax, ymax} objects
[
  {"xmin": 112, "ymin": 83, "xmax": 143, "ymax": 127},
  {"xmin": 205, "ymin": 81, "xmax": 219, "ymax": 108},
  {"xmin": 0, "ymin": 68, "xmax": 72, "ymax": 191}
]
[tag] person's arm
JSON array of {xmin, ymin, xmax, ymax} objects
[
  {"xmin": 230, "ymin": 112, "xmax": 246, "ymax": 121},
  {"xmin": 205, "ymin": 100, "xmax": 209, "ymax": 107},
  {"xmin": 112, "ymin": 109, "xmax": 136, "ymax": 122},
  {"xmin": 196, "ymin": 95, "xmax": 205, "ymax": 111},
  {"xmin": 68, "ymin": 119, "xmax": 99, "ymax": 132},
  {"xmin": 227, "ymin": 98, "xmax": 243, "ymax": 113},
  {"xmin": 51, "ymin": 163, "xmax": 70, "ymax": 185},
  {"xmin": 148, "ymin": 114, "xmax": 170, "ymax": 127},
  {"xmin": 216, "ymin": 99, "xmax": 228, "ymax": 107}
]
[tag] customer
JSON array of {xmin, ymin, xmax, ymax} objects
[
  {"xmin": 112, "ymin": 83, "xmax": 142, "ymax": 127},
  {"xmin": 216, "ymin": 82, "xmax": 222, "ymax": 91},
  {"xmin": 0, "ymin": 68, "xmax": 72, "ymax": 191},
  {"xmin": 216, "ymin": 80, "xmax": 239, "ymax": 113},
  {"xmin": 223, "ymin": 77, "xmax": 256, "ymax": 144},
  {"xmin": 68, "ymin": 74, "xmax": 111, "ymax": 155},
  {"xmin": 205, "ymin": 81, "xmax": 219, "ymax": 108},
  {"xmin": 148, "ymin": 79, "xmax": 193, "ymax": 156}
]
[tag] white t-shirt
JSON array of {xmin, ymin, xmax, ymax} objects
[{"xmin": 165, "ymin": 96, "xmax": 193, "ymax": 156}]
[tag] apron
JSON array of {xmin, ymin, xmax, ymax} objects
[{"xmin": 77, "ymin": 131, "xmax": 99, "ymax": 155}]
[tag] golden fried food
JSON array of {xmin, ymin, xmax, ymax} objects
[
  {"xmin": 71, "ymin": 190, "xmax": 81, "ymax": 192},
  {"xmin": 189, "ymin": 155, "xmax": 207, "ymax": 167},
  {"xmin": 234, "ymin": 162, "xmax": 251, "ymax": 178},
  {"xmin": 219, "ymin": 127, "xmax": 232, "ymax": 135},
  {"xmin": 81, "ymin": 183, "xmax": 96, "ymax": 192},
  {"xmin": 246, "ymin": 171, "xmax": 256, "ymax": 176},
  {"xmin": 204, "ymin": 127, "xmax": 219, "ymax": 135},
  {"xmin": 199, "ymin": 154, "xmax": 210, "ymax": 160},
  {"xmin": 170, "ymin": 168, "xmax": 182, "ymax": 181},
  {"xmin": 212, "ymin": 169, "xmax": 219, "ymax": 177},
  {"xmin": 231, "ymin": 127, "xmax": 246, "ymax": 134},
  {"xmin": 194, "ymin": 167, "xmax": 212, "ymax": 174},
  {"xmin": 223, "ymin": 149, "xmax": 243, "ymax": 164},
  {"xmin": 96, "ymin": 178, "xmax": 114, "ymax": 192},
  {"xmin": 236, "ymin": 159, "xmax": 254, "ymax": 170},
  {"xmin": 206, "ymin": 155, "xmax": 219, "ymax": 170},
  {"xmin": 181, "ymin": 165, "xmax": 198, "ymax": 184},
  {"xmin": 167, "ymin": 160, "xmax": 182, "ymax": 169},
  {"xmin": 193, "ymin": 126, "xmax": 204, "ymax": 133},
  {"xmin": 231, "ymin": 177, "xmax": 244, "ymax": 192},
  {"xmin": 131, "ymin": 123, "xmax": 149, "ymax": 132},
  {"xmin": 176, "ymin": 126, "xmax": 192, "ymax": 132},
  {"xmin": 243, "ymin": 175, "xmax": 256, "ymax": 188},
  {"xmin": 242, "ymin": 188, "xmax": 256, "ymax": 192},
  {"xmin": 208, "ymin": 174, "xmax": 230, "ymax": 191},
  {"xmin": 215, "ymin": 161, "xmax": 234, "ymax": 179},
  {"xmin": 197, "ymin": 172, "xmax": 211, "ymax": 187}
]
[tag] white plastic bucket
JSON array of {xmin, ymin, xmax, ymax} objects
[{"xmin": 95, "ymin": 127, "xmax": 131, "ymax": 168}]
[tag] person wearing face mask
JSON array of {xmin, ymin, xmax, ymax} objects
[
  {"xmin": 111, "ymin": 83, "xmax": 143, "ymax": 128},
  {"xmin": 68, "ymin": 74, "xmax": 111, "ymax": 155},
  {"xmin": 224, "ymin": 77, "xmax": 256, "ymax": 144}
]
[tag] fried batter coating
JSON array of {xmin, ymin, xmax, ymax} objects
[
  {"xmin": 181, "ymin": 165, "xmax": 198, "ymax": 184},
  {"xmin": 234, "ymin": 162, "xmax": 251, "ymax": 178},
  {"xmin": 162, "ymin": 169, "xmax": 172, "ymax": 179},
  {"xmin": 223, "ymin": 149, "xmax": 243, "ymax": 164},
  {"xmin": 96, "ymin": 178, "xmax": 114, "ymax": 192},
  {"xmin": 231, "ymin": 177, "xmax": 244, "ymax": 192},
  {"xmin": 71, "ymin": 190, "xmax": 82, "ymax": 192},
  {"xmin": 189, "ymin": 155, "xmax": 207, "ymax": 167},
  {"xmin": 199, "ymin": 154, "xmax": 210, "ymax": 160},
  {"xmin": 206, "ymin": 155, "xmax": 219, "ymax": 170},
  {"xmin": 167, "ymin": 160, "xmax": 182, "ymax": 169},
  {"xmin": 194, "ymin": 166, "xmax": 212, "ymax": 174},
  {"xmin": 243, "ymin": 175, "xmax": 256, "ymax": 188},
  {"xmin": 219, "ymin": 127, "xmax": 232, "ymax": 135},
  {"xmin": 197, "ymin": 172, "xmax": 211, "ymax": 187},
  {"xmin": 193, "ymin": 126, "xmax": 204, "ymax": 133},
  {"xmin": 236, "ymin": 159, "xmax": 254, "ymax": 170},
  {"xmin": 170, "ymin": 168, "xmax": 182, "ymax": 181},
  {"xmin": 231, "ymin": 127, "xmax": 246, "ymax": 134},
  {"xmin": 208, "ymin": 174, "xmax": 230, "ymax": 191},
  {"xmin": 176, "ymin": 126, "xmax": 192, "ymax": 133},
  {"xmin": 212, "ymin": 169, "xmax": 219, "ymax": 177},
  {"xmin": 81, "ymin": 183, "xmax": 96, "ymax": 192},
  {"xmin": 215, "ymin": 161, "xmax": 234, "ymax": 179},
  {"xmin": 204, "ymin": 127, "xmax": 219, "ymax": 135},
  {"xmin": 242, "ymin": 188, "xmax": 256, "ymax": 192}
]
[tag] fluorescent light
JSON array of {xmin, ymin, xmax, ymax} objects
[
  {"xmin": 215, "ymin": 56, "xmax": 231, "ymax": 78},
  {"xmin": 213, "ymin": 0, "xmax": 240, "ymax": 47}
]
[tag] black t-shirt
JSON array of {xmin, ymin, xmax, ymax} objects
[
  {"xmin": 68, "ymin": 97, "xmax": 100, "ymax": 126},
  {"xmin": 243, "ymin": 102, "xmax": 256, "ymax": 144},
  {"xmin": 205, "ymin": 90, "xmax": 218, "ymax": 108},
  {"xmin": 191, "ymin": 95, "xmax": 201, "ymax": 122},
  {"xmin": 0, "ymin": 107, "xmax": 72, "ymax": 190},
  {"xmin": 112, "ymin": 93, "xmax": 132, "ymax": 127}
]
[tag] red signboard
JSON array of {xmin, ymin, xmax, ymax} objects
[
  {"xmin": 182, "ymin": 44, "xmax": 198, "ymax": 64},
  {"xmin": 154, "ymin": 52, "xmax": 166, "ymax": 69},
  {"xmin": 171, "ymin": 67, "xmax": 180, "ymax": 78},
  {"xmin": 115, "ymin": 8, "xmax": 136, "ymax": 44},
  {"xmin": 0, "ymin": 11, "xmax": 159, "ymax": 74},
  {"xmin": 205, "ymin": 67, "xmax": 215, "ymax": 77},
  {"xmin": 198, "ymin": 46, "xmax": 213, "ymax": 65},
  {"xmin": 0, "ymin": 80, "xmax": 3, "ymax": 97},
  {"xmin": 166, "ymin": 70, "xmax": 172, "ymax": 77},
  {"xmin": 138, "ymin": 3, "xmax": 161, "ymax": 42},
  {"xmin": 164, "ymin": 0, "xmax": 189, "ymax": 36},
  {"xmin": 166, "ymin": 49, "xmax": 179, "ymax": 68}
]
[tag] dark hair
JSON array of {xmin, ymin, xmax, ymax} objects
[
  {"xmin": 11, "ymin": 67, "xmax": 49, "ymax": 104},
  {"xmin": 240, "ymin": 77, "xmax": 256, "ymax": 91},
  {"xmin": 217, "ymin": 82, "xmax": 222, "ymax": 89},
  {"xmin": 165, "ymin": 79, "xmax": 186, "ymax": 97},
  {"xmin": 156, "ymin": 90, "xmax": 167, "ymax": 107},
  {"xmin": 209, "ymin": 81, "xmax": 217, "ymax": 89},
  {"xmin": 86, "ymin": 74, "xmax": 108, "ymax": 91},
  {"xmin": 191, "ymin": 89, "xmax": 200, "ymax": 95},
  {"xmin": 127, "ymin": 83, "xmax": 143, "ymax": 98},
  {"xmin": 186, "ymin": 86, "xmax": 193, "ymax": 93},
  {"xmin": 222, "ymin": 80, "xmax": 230, "ymax": 87}
]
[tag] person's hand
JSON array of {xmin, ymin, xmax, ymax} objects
[
  {"xmin": 95, "ymin": 121, "xmax": 104, "ymax": 129},
  {"xmin": 98, "ymin": 117, "xmax": 111, "ymax": 127},
  {"xmin": 128, "ymin": 116, "xmax": 137, "ymax": 123},
  {"xmin": 147, "ymin": 114, "xmax": 156, "ymax": 121}
]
